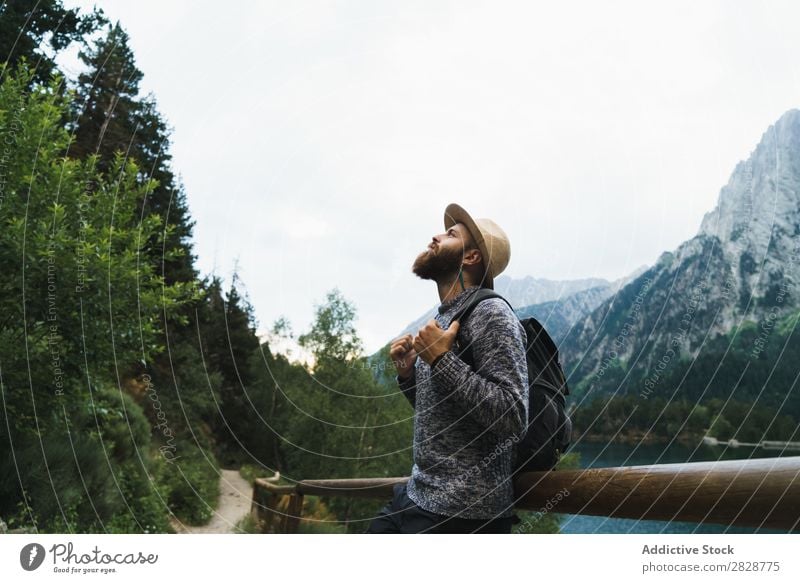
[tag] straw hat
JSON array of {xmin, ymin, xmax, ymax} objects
[{"xmin": 444, "ymin": 203, "xmax": 510, "ymax": 290}]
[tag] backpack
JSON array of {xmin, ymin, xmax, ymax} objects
[{"xmin": 450, "ymin": 288, "xmax": 572, "ymax": 473}]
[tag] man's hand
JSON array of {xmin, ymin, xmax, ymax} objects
[
  {"xmin": 413, "ymin": 319, "xmax": 460, "ymax": 365},
  {"xmin": 390, "ymin": 334, "xmax": 418, "ymax": 379}
]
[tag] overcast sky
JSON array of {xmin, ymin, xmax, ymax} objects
[{"xmin": 60, "ymin": 0, "xmax": 800, "ymax": 354}]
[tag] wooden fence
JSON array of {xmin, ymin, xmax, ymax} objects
[{"xmin": 251, "ymin": 455, "xmax": 800, "ymax": 533}]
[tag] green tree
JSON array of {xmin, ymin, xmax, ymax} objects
[
  {"xmin": 64, "ymin": 23, "xmax": 229, "ymax": 526},
  {"xmin": 0, "ymin": 65, "xmax": 193, "ymax": 532},
  {"xmin": 270, "ymin": 290, "xmax": 414, "ymax": 532},
  {"xmin": 708, "ymin": 414, "xmax": 735, "ymax": 441},
  {"xmin": 199, "ymin": 273, "xmax": 269, "ymax": 466},
  {"xmin": 0, "ymin": 0, "xmax": 104, "ymax": 84},
  {"xmin": 299, "ymin": 288, "xmax": 362, "ymax": 365},
  {"xmin": 69, "ymin": 22, "xmax": 196, "ymax": 285}
]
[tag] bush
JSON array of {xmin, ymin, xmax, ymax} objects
[
  {"xmin": 239, "ymin": 464, "xmax": 278, "ymax": 486},
  {"xmin": 159, "ymin": 445, "xmax": 220, "ymax": 525},
  {"xmin": 0, "ymin": 384, "xmax": 174, "ymax": 533},
  {"xmin": 234, "ymin": 513, "xmax": 259, "ymax": 534},
  {"xmin": 0, "ymin": 64, "xmax": 194, "ymax": 533}
]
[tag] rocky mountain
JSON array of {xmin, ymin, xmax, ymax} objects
[
  {"xmin": 562, "ymin": 109, "xmax": 800, "ymax": 407},
  {"xmin": 394, "ymin": 271, "xmax": 645, "ymax": 340},
  {"xmin": 518, "ymin": 285, "xmax": 625, "ymax": 344},
  {"xmin": 493, "ymin": 274, "xmax": 610, "ymax": 307},
  {"xmin": 515, "ymin": 266, "xmax": 649, "ymax": 343}
]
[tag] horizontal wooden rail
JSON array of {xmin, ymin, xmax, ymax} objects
[
  {"xmin": 252, "ymin": 456, "xmax": 800, "ymax": 532},
  {"xmin": 514, "ymin": 456, "xmax": 800, "ymax": 530}
]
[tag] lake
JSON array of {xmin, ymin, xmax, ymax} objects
[{"xmin": 557, "ymin": 440, "xmax": 795, "ymax": 534}]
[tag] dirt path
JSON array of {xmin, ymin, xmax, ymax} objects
[{"xmin": 171, "ymin": 469, "xmax": 253, "ymax": 534}]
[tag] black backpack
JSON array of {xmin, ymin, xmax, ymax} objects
[{"xmin": 450, "ymin": 288, "xmax": 572, "ymax": 473}]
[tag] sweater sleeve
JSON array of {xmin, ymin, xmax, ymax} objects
[
  {"xmin": 432, "ymin": 298, "xmax": 529, "ymax": 439},
  {"xmin": 397, "ymin": 371, "xmax": 417, "ymax": 409}
]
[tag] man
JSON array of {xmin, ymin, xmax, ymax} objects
[{"xmin": 365, "ymin": 203, "xmax": 529, "ymax": 534}]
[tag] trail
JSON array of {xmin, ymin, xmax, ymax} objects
[{"xmin": 171, "ymin": 469, "xmax": 252, "ymax": 534}]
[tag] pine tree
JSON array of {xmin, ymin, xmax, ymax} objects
[
  {"xmin": 200, "ymin": 273, "xmax": 268, "ymax": 465},
  {"xmin": 69, "ymin": 22, "xmax": 196, "ymax": 284},
  {"xmin": 0, "ymin": 0, "xmax": 104, "ymax": 84}
]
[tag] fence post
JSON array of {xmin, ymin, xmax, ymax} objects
[{"xmin": 281, "ymin": 494, "xmax": 304, "ymax": 534}]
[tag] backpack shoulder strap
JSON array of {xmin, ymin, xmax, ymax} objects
[
  {"xmin": 449, "ymin": 288, "xmax": 510, "ymax": 368},
  {"xmin": 450, "ymin": 288, "xmax": 512, "ymax": 324}
]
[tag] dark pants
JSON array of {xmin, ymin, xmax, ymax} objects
[{"xmin": 364, "ymin": 482, "xmax": 519, "ymax": 534}]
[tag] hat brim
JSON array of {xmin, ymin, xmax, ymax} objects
[{"xmin": 444, "ymin": 203, "xmax": 494, "ymax": 289}]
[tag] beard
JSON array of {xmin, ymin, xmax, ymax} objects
[{"xmin": 412, "ymin": 244, "xmax": 464, "ymax": 281}]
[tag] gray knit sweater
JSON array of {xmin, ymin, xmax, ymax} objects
[{"xmin": 397, "ymin": 286, "xmax": 529, "ymax": 520}]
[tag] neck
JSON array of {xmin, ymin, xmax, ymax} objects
[{"xmin": 436, "ymin": 270, "xmax": 477, "ymax": 303}]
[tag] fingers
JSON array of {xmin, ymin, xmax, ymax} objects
[
  {"xmin": 391, "ymin": 335, "xmax": 413, "ymax": 354},
  {"xmin": 394, "ymin": 320, "xmax": 458, "ymax": 364},
  {"xmin": 389, "ymin": 345, "xmax": 405, "ymax": 361},
  {"xmin": 391, "ymin": 334, "xmax": 413, "ymax": 347},
  {"xmin": 412, "ymin": 318, "xmax": 461, "ymax": 361},
  {"xmin": 390, "ymin": 334, "xmax": 418, "ymax": 375},
  {"xmin": 390, "ymin": 335, "xmax": 416, "ymax": 362}
]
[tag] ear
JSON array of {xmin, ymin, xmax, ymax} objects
[{"xmin": 463, "ymin": 247, "xmax": 482, "ymax": 267}]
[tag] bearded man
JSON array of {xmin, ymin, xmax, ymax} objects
[{"xmin": 365, "ymin": 203, "xmax": 529, "ymax": 534}]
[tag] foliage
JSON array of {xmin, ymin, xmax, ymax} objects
[
  {"xmin": 572, "ymin": 394, "xmax": 797, "ymax": 443},
  {"xmin": 253, "ymin": 289, "xmax": 414, "ymax": 532},
  {"xmin": 68, "ymin": 22, "xmax": 197, "ymax": 285},
  {"xmin": 0, "ymin": 64, "xmax": 193, "ymax": 532},
  {"xmin": 239, "ymin": 463, "xmax": 278, "ymax": 486},
  {"xmin": 297, "ymin": 496, "xmax": 348, "ymax": 534},
  {"xmin": 0, "ymin": 383, "xmax": 173, "ymax": 533},
  {"xmin": 199, "ymin": 274, "xmax": 275, "ymax": 467},
  {"xmin": 574, "ymin": 308, "xmax": 800, "ymax": 422},
  {"xmin": 159, "ymin": 445, "xmax": 220, "ymax": 525},
  {"xmin": 0, "ymin": 1, "xmax": 105, "ymax": 85},
  {"xmin": 298, "ymin": 288, "xmax": 362, "ymax": 364},
  {"xmin": 234, "ymin": 512, "xmax": 259, "ymax": 534}
]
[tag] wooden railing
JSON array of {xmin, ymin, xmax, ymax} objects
[{"xmin": 251, "ymin": 456, "xmax": 800, "ymax": 533}]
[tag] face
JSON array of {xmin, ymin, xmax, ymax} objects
[{"xmin": 412, "ymin": 223, "xmax": 479, "ymax": 281}]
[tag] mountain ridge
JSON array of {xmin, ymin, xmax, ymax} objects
[{"xmin": 561, "ymin": 108, "xmax": 800, "ymax": 406}]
